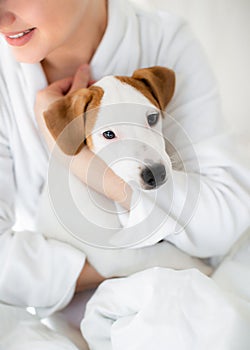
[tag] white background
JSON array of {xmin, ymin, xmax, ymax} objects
[{"xmin": 131, "ymin": 0, "xmax": 250, "ymax": 138}]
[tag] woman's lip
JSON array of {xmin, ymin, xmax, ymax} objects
[
  {"xmin": 4, "ymin": 28, "xmax": 36, "ymax": 47},
  {"xmin": 2, "ymin": 28, "xmax": 35, "ymax": 36}
]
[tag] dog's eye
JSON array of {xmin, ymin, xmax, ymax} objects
[
  {"xmin": 103, "ymin": 130, "xmax": 116, "ymax": 139},
  {"xmin": 147, "ymin": 112, "xmax": 159, "ymax": 127}
]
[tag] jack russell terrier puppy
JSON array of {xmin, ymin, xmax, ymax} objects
[
  {"xmin": 36, "ymin": 66, "xmax": 212, "ymax": 278},
  {"xmin": 44, "ymin": 66, "xmax": 174, "ymax": 191}
]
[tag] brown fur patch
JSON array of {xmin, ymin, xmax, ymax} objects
[
  {"xmin": 116, "ymin": 76, "xmax": 160, "ymax": 109},
  {"xmin": 44, "ymin": 86, "xmax": 104, "ymax": 155},
  {"xmin": 116, "ymin": 66, "xmax": 175, "ymax": 112}
]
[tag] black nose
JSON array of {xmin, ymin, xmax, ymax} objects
[{"xmin": 141, "ymin": 164, "xmax": 167, "ymax": 189}]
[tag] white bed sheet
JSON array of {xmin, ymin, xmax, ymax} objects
[{"xmin": 81, "ymin": 230, "xmax": 250, "ymax": 350}]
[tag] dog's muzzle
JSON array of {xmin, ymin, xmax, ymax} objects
[{"xmin": 141, "ymin": 163, "xmax": 167, "ymax": 189}]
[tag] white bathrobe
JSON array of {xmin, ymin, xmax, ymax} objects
[{"xmin": 0, "ymin": 0, "xmax": 249, "ymax": 321}]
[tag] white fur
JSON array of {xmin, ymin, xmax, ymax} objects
[{"xmin": 90, "ymin": 77, "xmax": 172, "ymax": 189}]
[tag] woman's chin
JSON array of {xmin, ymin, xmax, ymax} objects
[{"xmin": 10, "ymin": 46, "xmax": 47, "ymax": 65}]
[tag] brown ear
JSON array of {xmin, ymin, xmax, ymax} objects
[
  {"xmin": 132, "ymin": 66, "xmax": 175, "ymax": 111},
  {"xmin": 43, "ymin": 88, "xmax": 91, "ymax": 155}
]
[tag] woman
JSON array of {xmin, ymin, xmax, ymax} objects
[{"xmin": 0, "ymin": 0, "xmax": 249, "ymax": 348}]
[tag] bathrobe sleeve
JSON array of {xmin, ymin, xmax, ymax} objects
[
  {"xmin": 159, "ymin": 21, "xmax": 250, "ymax": 256},
  {"xmin": 0, "ymin": 82, "xmax": 86, "ymax": 316},
  {"xmin": 117, "ymin": 20, "xmax": 250, "ymax": 257}
]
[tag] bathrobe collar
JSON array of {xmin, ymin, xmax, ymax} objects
[{"xmin": 90, "ymin": 0, "xmax": 140, "ymax": 79}]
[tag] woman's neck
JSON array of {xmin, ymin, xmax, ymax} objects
[{"xmin": 41, "ymin": 0, "xmax": 107, "ymax": 84}]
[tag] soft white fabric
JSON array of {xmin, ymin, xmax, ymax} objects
[
  {"xmin": 80, "ymin": 228, "xmax": 250, "ymax": 350},
  {"xmin": 0, "ymin": 0, "xmax": 249, "ymax": 326},
  {"xmin": 1, "ymin": 231, "xmax": 249, "ymax": 350},
  {"xmin": 0, "ymin": 304, "xmax": 83, "ymax": 350},
  {"xmin": 213, "ymin": 229, "xmax": 250, "ymax": 301},
  {"xmin": 81, "ymin": 263, "xmax": 250, "ymax": 350}
]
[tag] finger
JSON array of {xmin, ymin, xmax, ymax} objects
[
  {"xmin": 69, "ymin": 64, "xmax": 90, "ymax": 93},
  {"xmin": 47, "ymin": 76, "xmax": 73, "ymax": 95},
  {"xmin": 88, "ymin": 80, "xmax": 97, "ymax": 87},
  {"xmin": 36, "ymin": 76, "xmax": 73, "ymax": 120}
]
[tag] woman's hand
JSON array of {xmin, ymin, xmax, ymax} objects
[
  {"xmin": 70, "ymin": 148, "xmax": 132, "ymax": 209},
  {"xmin": 75, "ymin": 260, "xmax": 106, "ymax": 293}
]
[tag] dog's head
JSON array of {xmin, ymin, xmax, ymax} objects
[{"xmin": 44, "ymin": 66, "xmax": 175, "ymax": 190}]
